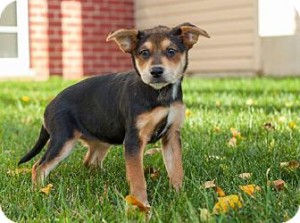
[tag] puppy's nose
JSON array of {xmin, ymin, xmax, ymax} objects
[{"xmin": 150, "ymin": 66, "xmax": 164, "ymax": 78}]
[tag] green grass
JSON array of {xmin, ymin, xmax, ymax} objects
[{"xmin": 0, "ymin": 77, "xmax": 300, "ymax": 222}]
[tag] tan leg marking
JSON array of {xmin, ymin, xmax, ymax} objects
[
  {"xmin": 162, "ymin": 102, "xmax": 185, "ymax": 191},
  {"xmin": 126, "ymin": 106, "xmax": 169, "ymax": 204},
  {"xmin": 82, "ymin": 140, "xmax": 110, "ymax": 168},
  {"xmin": 32, "ymin": 138, "xmax": 77, "ymax": 186}
]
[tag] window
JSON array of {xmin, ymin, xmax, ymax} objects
[{"xmin": 0, "ymin": 0, "xmax": 30, "ymax": 77}]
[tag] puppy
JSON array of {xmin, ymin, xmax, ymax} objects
[{"xmin": 18, "ymin": 23, "xmax": 209, "ymax": 206}]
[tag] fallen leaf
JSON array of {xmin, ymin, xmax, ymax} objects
[
  {"xmin": 215, "ymin": 100, "xmax": 221, "ymax": 107},
  {"xmin": 185, "ymin": 109, "xmax": 192, "ymax": 117},
  {"xmin": 203, "ymin": 180, "xmax": 215, "ymax": 189},
  {"xmin": 200, "ymin": 208, "xmax": 216, "ymax": 223},
  {"xmin": 125, "ymin": 195, "xmax": 150, "ymax": 212},
  {"xmin": 215, "ymin": 187, "xmax": 226, "ymax": 197},
  {"xmin": 239, "ymin": 173, "xmax": 252, "ymax": 180},
  {"xmin": 278, "ymin": 116, "xmax": 287, "ymax": 123},
  {"xmin": 21, "ymin": 96, "xmax": 30, "ymax": 102},
  {"xmin": 144, "ymin": 167, "xmax": 160, "ymax": 180},
  {"xmin": 213, "ymin": 126, "xmax": 221, "ymax": 133},
  {"xmin": 7, "ymin": 168, "xmax": 31, "ymax": 176},
  {"xmin": 288, "ymin": 121, "xmax": 297, "ymax": 129},
  {"xmin": 213, "ymin": 195, "xmax": 243, "ymax": 214},
  {"xmin": 144, "ymin": 148, "xmax": 161, "ymax": 155},
  {"xmin": 230, "ymin": 128, "xmax": 241, "ymax": 138},
  {"xmin": 40, "ymin": 184, "xmax": 53, "ymax": 195},
  {"xmin": 263, "ymin": 122, "xmax": 275, "ymax": 131},
  {"xmin": 246, "ymin": 98, "xmax": 254, "ymax": 106},
  {"xmin": 268, "ymin": 179, "xmax": 285, "ymax": 191},
  {"xmin": 280, "ymin": 160, "xmax": 300, "ymax": 169},
  {"xmin": 239, "ymin": 184, "xmax": 261, "ymax": 196},
  {"xmin": 227, "ymin": 137, "xmax": 237, "ymax": 147}
]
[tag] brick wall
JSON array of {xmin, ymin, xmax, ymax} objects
[{"xmin": 29, "ymin": 0, "xmax": 134, "ymax": 79}]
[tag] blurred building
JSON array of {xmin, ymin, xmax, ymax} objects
[{"xmin": 0, "ymin": 0, "xmax": 299, "ymax": 79}]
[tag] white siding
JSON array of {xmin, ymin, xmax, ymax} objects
[{"xmin": 135, "ymin": 0, "xmax": 260, "ymax": 75}]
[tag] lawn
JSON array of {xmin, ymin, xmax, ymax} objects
[{"xmin": 0, "ymin": 77, "xmax": 300, "ymax": 222}]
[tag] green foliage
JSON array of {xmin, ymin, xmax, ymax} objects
[{"xmin": 0, "ymin": 77, "xmax": 300, "ymax": 222}]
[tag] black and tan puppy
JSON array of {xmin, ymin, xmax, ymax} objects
[{"xmin": 18, "ymin": 23, "xmax": 209, "ymax": 206}]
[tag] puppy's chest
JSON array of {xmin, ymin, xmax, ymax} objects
[{"xmin": 136, "ymin": 102, "xmax": 185, "ymax": 143}]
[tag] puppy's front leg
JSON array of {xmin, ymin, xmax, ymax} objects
[
  {"xmin": 162, "ymin": 130, "xmax": 183, "ymax": 191},
  {"xmin": 124, "ymin": 137, "xmax": 148, "ymax": 205}
]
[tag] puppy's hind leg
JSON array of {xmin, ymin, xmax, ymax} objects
[
  {"xmin": 83, "ymin": 141, "xmax": 110, "ymax": 169},
  {"xmin": 32, "ymin": 134, "xmax": 78, "ymax": 186}
]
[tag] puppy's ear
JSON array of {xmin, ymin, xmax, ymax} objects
[
  {"xmin": 172, "ymin": 23, "xmax": 210, "ymax": 49},
  {"xmin": 106, "ymin": 29, "xmax": 139, "ymax": 53}
]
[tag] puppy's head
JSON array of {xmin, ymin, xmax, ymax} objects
[{"xmin": 107, "ymin": 23, "xmax": 210, "ymax": 89}]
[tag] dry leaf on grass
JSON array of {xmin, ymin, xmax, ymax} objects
[
  {"xmin": 125, "ymin": 195, "xmax": 150, "ymax": 212},
  {"xmin": 263, "ymin": 122, "xmax": 275, "ymax": 131},
  {"xmin": 144, "ymin": 148, "xmax": 161, "ymax": 156},
  {"xmin": 40, "ymin": 184, "xmax": 53, "ymax": 195},
  {"xmin": 228, "ymin": 137, "xmax": 237, "ymax": 147},
  {"xmin": 215, "ymin": 187, "xmax": 226, "ymax": 197},
  {"xmin": 203, "ymin": 180, "xmax": 216, "ymax": 189},
  {"xmin": 268, "ymin": 179, "xmax": 285, "ymax": 191},
  {"xmin": 280, "ymin": 160, "xmax": 299, "ymax": 169},
  {"xmin": 185, "ymin": 109, "xmax": 192, "ymax": 117},
  {"xmin": 239, "ymin": 184, "xmax": 261, "ymax": 196},
  {"xmin": 213, "ymin": 195, "xmax": 243, "ymax": 214},
  {"xmin": 144, "ymin": 167, "xmax": 160, "ymax": 180},
  {"xmin": 7, "ymin": 168, "xmax": 31, "ymax": 176},
  {"xmin": 239, "ymin": 173, "xmax": 252, "ymax": 180},
  {"xmin": 230, "ymin": 128, "xmax": 242, "ymax": 138}
]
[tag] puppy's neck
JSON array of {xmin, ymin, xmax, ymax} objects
[{"xmin": 156, "ymin": 80, "xmax": 182, "ymax": 104}]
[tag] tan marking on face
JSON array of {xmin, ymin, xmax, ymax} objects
[
  {"xmin": 161, "ymin": 102, "xmax": 185, "ymax": 191},
  {"xmin": 135, "ymin": 37, "xmax": 186, "ymax": 88}
]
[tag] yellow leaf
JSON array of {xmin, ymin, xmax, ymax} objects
[
  {"xmin": 213, "ymin": 126, "xmax": 221, "ymax": 133},
  {"xmin": 21, "ymin": 96, "xmax": 30, "ymax": 102},
  {"xmin": 215, "ymin": 187, "xmax": 226, "ymax": 197},
  {"xmin": 230, "ymin": 128, "xmax": 241, "ymax": 138},
  {"xmin": 7, "ymin": 168, "xmax": 31, "ymax": 176},
  {"xmin": 239, "ymin": 184, "xmax": 261, "ymax": 196},
  {"xmin": 203, "ymin": 180, "xmax": 216, "ymax": 189},
  {"xmin": 40, "ymin": 184, "xmax": 53, "ymax": 195},
  {"xmin": 213, "ymin": 195, "xmax": 243, "ymax": 214},
  {"xmin": 227, "ymin": 137, "xmax": 237, "ymax": 147},
  {"xmin": 144, "ymin": 148, "xmax": 161, "ymax": 155},
  {"xmin": 125, "ymin": 195, "xmax": 150, "ymax": 212},
  {"xmin": 238, "ymin": 173, "xmax": 252, "ymax": 180},
  {"xmin": 288, "ymin": 121, "xmax": 297, "ymax": 129},
  {"xmin": 215, "ymin": 100, "xmax": 221, "ymax": 107},
  {"xmin": 185, "ymin": 109, "xmax": 192, "ymax": 118}
]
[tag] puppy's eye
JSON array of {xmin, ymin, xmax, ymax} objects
[
  {"xmin": 139, "ymin": 50, "xmax": 150, "ymax": 59},
  {"xmin": 166, "ymin": 48, "xmax": 177, "ymax": 57}
]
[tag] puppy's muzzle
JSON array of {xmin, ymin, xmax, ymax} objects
[{"xmin": 150, "ymin": 66, "xmax": 164, "ymax": 78}]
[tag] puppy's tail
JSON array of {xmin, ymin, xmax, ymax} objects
[{"xmin": 18, "ymin": 125, "xmax": 50, "ymax": 165}]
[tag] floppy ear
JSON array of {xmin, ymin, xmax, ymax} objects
[
  {"xmin": 172, "ymin": 23, "xmax": 210, "ymax": 49},
  {"xmin": 106, "ymin": 29, "xmax": 139, "ymax": 53}
]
